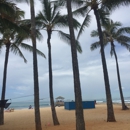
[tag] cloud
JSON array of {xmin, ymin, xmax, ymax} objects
[
  {"xmin": 0, "ymin": 3, "xmax": 130, "ymax": 101},
  {"xmin": 10, "ymin": 85, "xmax": 31, "ymax": 91}
]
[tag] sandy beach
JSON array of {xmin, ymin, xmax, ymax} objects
[{"xmin": 0, "ymin": 103, "xmax": 130, "ymax": 130}]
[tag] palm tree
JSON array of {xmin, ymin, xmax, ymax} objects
[
  {"xmin": 73, "ymin": 0, "xmax": 130, "ymax": 121},
  {"xmin": 65, "ymin": 0, "xmax": 86, "ymax": 130},
  {"xmin": 0, "ymin": 8, "xmax": 45, "ymax": 126},
  {"xmin": 13, "ymin": 0, "xmax": 44, "ymax": 129},
  {"xmin": 0, "ymin": 6, "xmax": 25, "ymax": 125},
  {"xmin": 14, "ymin": 0, "xmax": 47, "ymax": 129},
  {"xmin": 91, "ymin": 20, "xmax": 130, "ymax": 110},
  {"xmin": 71, "ymin": 0, "xmax": 117, "ymax": 122},
  {"xmin": 30, "ymin": 0, "xmax": 42, "ymax": 129},
  {"xmin": 36, "ymin": 0, "xmax": 81, "ymax": 125}
]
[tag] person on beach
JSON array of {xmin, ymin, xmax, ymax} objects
[{"xmin": 28, "ymin": 105, "xmax": 33, "ymax": 109}]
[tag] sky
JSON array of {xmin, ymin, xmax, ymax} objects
[{"xmin": 0, "ymin": 1, "xmax": 130, "ymax": 103}]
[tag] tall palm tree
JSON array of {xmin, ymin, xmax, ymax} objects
[
  {"xmin": 0, "ymin": 6, "xmax": 25, "ymax": 125},
  {"xmin": 91, "ymin": 20, "xmax": 130, "ymax": 110},
  {"xmin": 30, "ymin": 0, "xmax": 42, "ymax": 129},
  {"xmin": 36, "ymin": 0, "xmax": 81, "ymax": 125},
  {"xmin": 13, "ymin": 0, "xmax": 44, "ymax": 129},
  {"xmin": 71, "ymin": 0, "xmax": 116, "ymax": 122},
  {"xmin": 74, "ymin": 0, "xmax": 130, "ymax": 121},
  {"xmin": 0, "ymin": 8, "xmax": 45, "ymax": 126},
  {"xmin": 54, "ymin": 0, "xmax": 86, "ymax": 130}
]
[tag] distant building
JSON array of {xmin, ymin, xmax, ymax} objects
[{"xmin": 55, "ymin": 96, "xmax": 65, "ymax": 107}]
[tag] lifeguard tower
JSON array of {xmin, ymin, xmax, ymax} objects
[{"xmin": 55, "ymin": 96, "xmax": 64, "ymax": 107}]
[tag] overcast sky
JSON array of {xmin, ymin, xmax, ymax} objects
[{"xmin": 0, "ymin": 1, "xmax": 130, "ymax": 102}]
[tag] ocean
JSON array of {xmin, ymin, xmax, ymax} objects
[
  {"xmin": 6, "ymin": 97, "xmax": 130, "ymax": 110},
  {"xmin": 8, "ymin": 100, "xmax": 50, "ymax": 110},
  {"xmin": 96, "ymin": 97, "xmax": 130, "ymax": 104}
]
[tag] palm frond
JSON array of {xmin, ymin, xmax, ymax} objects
[
  {"xmin": 116, "ymin": 36, "xmax": 130, "ymax": 51},
  {"xmin": 51, "ymin": 0, "xmax": 66, "ymax": 6},
  {"xmin": 116, "ymin": 27, "xmax": 130, "ymax": 36},
  {"xmin": 103, "ymin": 0, "xmax": 130, "ymax": 11},
  {"xmin": 13, "ymin": 0, "xmax": 29, "ymax": 4},
  {"xmin": 51, "ymin": 2, "xmax": 61, "ymax": 21},
  {"xmin": 35, "ymin": 30, "xmax": 43, "ymax": 41},
  {"xmin": 116, "ymin": 35, "xmax": 130, "ymax": 43},
  {"xmin": 77, "ymin": 13, "xmax": 91, "ymax": 39},
  {"xmin": 57, "ymin": 31, "xmax": 82, "ymax": 53},
  {"xmin": 0, "ymin": 1, "xmax": 18, "ymax": 19},
  {"xmin": 52, "ymin": 14, "xmax": 81, "ymax": 30},
  {"xmin": 36, "ymin": 11, "xmax": 48, "ymax": 25},
  {"xmin": 19, "ymin": 43, "xmax": 46, "ymax": 58},
  {"xmin": 10, "ymin": 43, "xmax": 27, "ymax": 63},
  {"xmin": 0, "ymin": 17, "xmax": 22, "ymax": 33},
  {"xmin": 16, "ymin": 19, "xmax": 43, "ymax": 42},
  {"xmin": 51, "ymin": 0, "xmax": 86, "ymax": 7},
  {"xmin": 73, "ymin": 5, "xmax": 89, "ymax": 17},
  {"xmin": 91, "ymin": 30, "xmax": 99, "ymax": 37},
  {"xmin": 117, "ymin": 41, "xmax": 130, "ymax": 51},
  {"xmin": 51, "ymin": 12, "xmax": 67, "ymax": 27},
  {"xmin": 98, "ymin": 7, "xmax": 110, "ymax": 27},
  {"xmin": 57, "ymin": 30, "xmax": 71, "ymax": 44},
  {"xmin": 41, "ymin": 0, "xmax": 52, "ymax": 21},
  {"xmin": 71, "ymin": 0, "xmax": 86, "ymax": 7},
  {"xmin": 90, "ymin": 41, "xmax": 100, "ymax": 51}
]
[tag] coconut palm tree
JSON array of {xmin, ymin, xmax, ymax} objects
[
  {"xmin": 91, "ymin": 20, "xmax": 130, "ymax": 110},
  {"xmin": 66, "ymin": 1, "xmax": 86, "ymax": 130},
  {"xmin": 29, "ymin": 0, "xmax": 42, "ymax": 129},
  {"xmin": 0, "ymin": 6, "xmax": 25, "ymax": 125},
  {"xmin": 14, "ymin": 0, "xmax": 46, "ymax": 129},
  {"xmin": 13, "ymin": 0, "xmax": 43, "ymax": 129},
  {"xmin": 67, "ymin": 0, "xmax": 116, "ymax": 122},
  {"xmin": 0, "ymin": 8, "xmax": 45, "ymax": 126},
  {"xmin": 36, "ymin": 0, "xmax": 81, "ymax": 125},
  {"xmin": 73, "ymin": 0, "xmax": 130, "ymax": 122}
]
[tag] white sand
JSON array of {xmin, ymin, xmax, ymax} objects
[{"xmin": 0, "ymin": 104, "xmax": 130, "ymax": 130}]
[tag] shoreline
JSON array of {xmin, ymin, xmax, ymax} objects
[
  {"xmin": 1, "ymin": 103, "xmax": 130, "ymax": 130},
  {"xmin": 7, "ymin": 102, "xmax": 130, "ymax": 111}
]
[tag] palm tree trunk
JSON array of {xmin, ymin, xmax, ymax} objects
[
  {"xmin": 47, "ymin": 30, "xmax": 60, "ymax": 125},
  {"xmin": 0, "ymin": 44, "xmax": 10, "ymax": 125},
  {"xmin": 93, "ymin": 8, "xmax": 116, "ymax": 122},
  {"xmin": 111, "ymin": 42, "xmax": 128, "ymax": 110},
  {"xmin": 30, "ymin": 0, "xmax": 42, "ymax": 130},
  {"xmin": 66, "ymin": 1, "xmax": 85, "ymax": 130}
]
